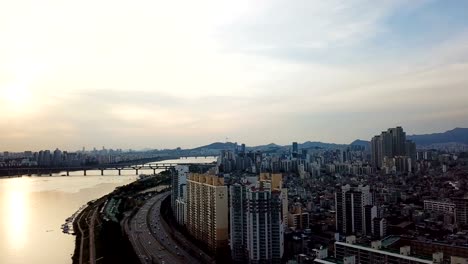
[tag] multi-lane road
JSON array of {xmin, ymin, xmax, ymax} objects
[
  {"xmin": 126, "ymin": 192, "xmax": 204, "ymax": 264},
  {"xmin": 75, "ymin": 197, "xmax": 105, "ymax": 264}
]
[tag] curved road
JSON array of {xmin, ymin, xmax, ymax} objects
[{"xmin": 127, "ymin": 192, "xmax": 203, "ymax": 264}]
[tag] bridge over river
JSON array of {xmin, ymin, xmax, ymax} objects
[{"xmin": 0, "ymin": 162, "xmax": 216, "ymax": 176}]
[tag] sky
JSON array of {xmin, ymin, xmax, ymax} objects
[{"xmin": 1, "ymin": 0, "xmax": 468, "ymax": 151}]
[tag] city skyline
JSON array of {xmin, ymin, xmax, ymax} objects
[
  {"xmin": 2, "ymin": 1, "xmax": 468, "ymax": 151},
  {"xmin": 2, "ymin": 1, "xmax": 468, "ymax": 264},
  {"xmin": 0, "ymin": 125, "xmax": 466, "ymax": 152}
]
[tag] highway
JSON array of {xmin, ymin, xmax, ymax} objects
[
  {"xmin": 89, "ymin": 207, "xmax": 99, "ymax": 264},
  {"xmin": 74, "ymin": 197, "xmax": 106, "ymax": 264},
  {"xmin": 149, "ymin": 194, "xmax": 215, "ymax": 264},
  {"xmin": 126, "ymin": 192, "xmax": 202, "ymax": 264}
]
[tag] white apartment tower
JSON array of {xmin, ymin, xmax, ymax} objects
[
  {"xmin": 335, "ymin": 185, "xmax": 373, "ymax": 235},
  {"xmin": 230, "ymin": 173, "xmax": 285, "ymax": 264}
]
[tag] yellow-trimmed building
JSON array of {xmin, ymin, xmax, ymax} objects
[{"xmin": 186, "ymin": 173, "xmax": 229, "ymax": 254}]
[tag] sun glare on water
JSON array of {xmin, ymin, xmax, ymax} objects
[{"xmin": 2, "ymin": 190, "xmax": 28, "ymax": 251}]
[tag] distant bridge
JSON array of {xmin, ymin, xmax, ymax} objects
[
  {"xmin": 178, "ymin": 155, "xmax": 218, "ymax": 159},
  {"xmin": 0, "ymin": 162, "xmax": 216, "ymax": 176}
]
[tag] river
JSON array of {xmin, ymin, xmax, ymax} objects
[{"xmin": 0, "ymin": 157, "xmax": 216, "ymax": 264}]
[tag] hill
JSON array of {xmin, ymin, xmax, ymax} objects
[
  {"xmin": 185, "ymin": 128, "xmax": 468, "ymax": 153},
  {"xmin": 191, "ymin": 142, "xmax": 238, "ymax": 151},
  {"xmin": 407, "ymin": 128, "xmax": 468, "ymax": 146}
]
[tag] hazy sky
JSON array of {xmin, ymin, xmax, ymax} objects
[{"xmin": 1, "ymin": 0, "xmax": 468, "ymax": 151}]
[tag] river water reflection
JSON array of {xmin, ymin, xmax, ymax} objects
[{"xmin": 0, "ymin": 157, "xmax": 216, "ymax": 264}]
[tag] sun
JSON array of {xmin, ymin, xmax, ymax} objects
[{"xmin": 2, "ymin": 83, "xmax": 32, "ymax": 109}]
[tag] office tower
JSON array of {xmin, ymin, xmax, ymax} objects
[
  {"xmin": 335, "ymin": 185, "xmax": 372, "ymax": 235},
  {"xmin": 171, "ymin": 165, "xmax": 189, "ymax": 216},
  {"xmin": 230, "ymin": 181, "xmax": 284, "ymax": 264},
  {"xmin": 186, "ymin": 173, "xmax": 228, "ymax": 254}
]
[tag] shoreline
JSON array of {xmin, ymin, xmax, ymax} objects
[{"xmin": 70, "ymin": 173, "xmax": 171, "ymax": 264}]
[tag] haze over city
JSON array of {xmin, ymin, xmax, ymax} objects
[
  {"xmin": 1, "ymin": 0, "xmax": 468, "ymax": 151},
  {"xmin": 4, "ymin": 2, "xmax": 468, "ymax": 264}
]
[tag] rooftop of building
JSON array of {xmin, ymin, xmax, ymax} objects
[
  {"xmin": 381, "ymin": 236, "xmax": 400, "ymax": 247},
  {"xmin": 314, "ymin": 257, "xmax": 342, "ymax": 264},
  {"xmin": 336, "ymin": 242, "xmax": 433, "ymax": 264},
  {"xmin": 336, "ymin": 239, "xmax": 433, "ymax": 263}
]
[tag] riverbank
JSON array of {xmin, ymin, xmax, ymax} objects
[{"xmin": 71, "ymin": 173, "xmax": 171, "ymax": 264}]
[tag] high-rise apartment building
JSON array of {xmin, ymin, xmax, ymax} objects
[
  {"xmin": 175, "ymin": 188, "xmax": 187, "ymax": 225},
  {"xmin": 259, "ymin": 173, "xmax": 289, "ymax": 226},
  {"xmin": 335, "ymin": 185, "xmax": 373, "ymax": 235},
  {"xmin": 364, "ymin": 205, "xmax": 377, "ymax": 236},
  {"xmin": 292, "ymin": 142, "xmax": 299, "ymax": 158},
  {"xmin": 370, "ymin": 127, "xmax": 415, "ymax": 171},
  {"xmin": 186, "ymin": 173, "xmax": 229, "ymax": 254},
  {"xmin": 288, "ymin": 203, "xmax": 310, "ymax": 230},
  {"xmin": 230, "ymin": 180, "xmax": 284, "ymax": 264},
  {"xmin": 371, "ymin": 135, "xmax": 382, "ymax": 168},
  {"xmin": 453, "ymin": 197, "xmax": 468, "ymax": 226},
  {"xmin": 424, "ymin": 200, "xmax": 456, "ymax": 215},
  {"xmin": 259, "ymin": 172, "xmax": 283, "ymax": 190},
  {"xmin": 292, "ymin": 141, "xmax": 298, "ymax": 152},
  {"xmin": 372, "ymin": 218, "xmax": 387, "ymax": 239},
  {"xmin": 230, "ymin": 183, "xmax": 249, "ymax": 263},
  {"xmin": 171, "ymin": 165, "xmax": 189, "ymax": 216},
  {"xmin": 388, "ymin": 127, "xmax": 406, "ymax": 156}
]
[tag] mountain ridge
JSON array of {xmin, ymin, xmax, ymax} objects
[
  {"xmin": 407, "ymin": 128, "xmax": 468, "ymax": 146},
  {"xmin": 185, "ymin": 128, "xmax": 468, "ymax": 152}
]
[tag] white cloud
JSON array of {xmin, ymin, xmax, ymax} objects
[
  {"xmin": 0, "ymin": 0, "xmax": 467, "ymax": 150},
  {"xmin": 217, "ymin": 0, "xmax": 418, "ymax": 55}
]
